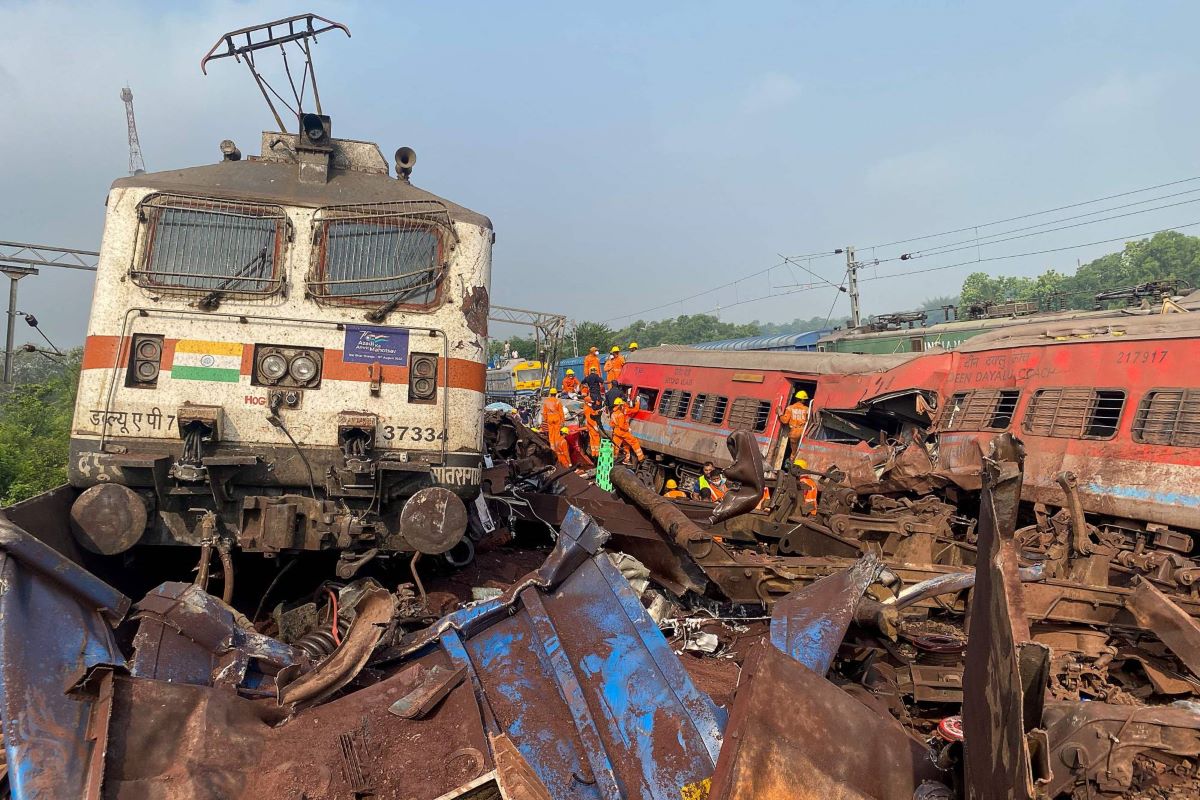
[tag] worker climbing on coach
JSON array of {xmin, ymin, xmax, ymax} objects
[
  {"xmin": 792, "ymin": 458, "xmax": 819, "ymax": 516},
  {"xmin": 629, "ymin": 341, "xmax": 639, "ymax": 353},
  {"xmin": 553, "ymin": 426, "xmax": 573, "ymax": 468},
  {"xmin": 777, "ymin": 389, "xmax": 811, "ymax": 463},
  {"xmin": 663, "ymin": 479, "xmax": 687, "ymax": 499},
  {"xmin": 584, "ymin": 346, "xmax": 601, "ymax": 380},
  {"xmin": 543, "ymin": 388, "xmax": 565, "ymax": 451},
  {"xmin": 561, "ymin": 368, "xmax": 579, "ymax": 396},
  {"xmin": 610, "ymin": 397, "xmax": 643, "ymax": 465},
  {"xmin": 605, "ymin": 345, "xmax": 625, "ymax": 384}
]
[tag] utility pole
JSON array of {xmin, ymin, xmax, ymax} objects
[
  {"xmin": 846, "ymin": 245, "xmax": 861, "ymax": 328},
  {"xmin": 0, "ymin": 240, "xmax": 100, "ymax": 386},
  {"xmin": 2, "ymin": 267, "xmax": 36, "ymax": 385}
]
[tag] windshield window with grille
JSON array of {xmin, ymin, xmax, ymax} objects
[
  {"xmin": 313, "ymin": 218, "xmax": 444, "ymax": 304},
  {"xmin": 133, "ymin": 196, "xmax": 286, "ymax": 295}
]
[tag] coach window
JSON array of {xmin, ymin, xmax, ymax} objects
[
  {"xmin": 132, "ymin": 194, "xmax": 287, "ymax": 299},
  {"xmin": 691, "ymin": 394, "xmax": 729, "ymax": 425},
  {"xmin": 941, "ymin": 389, "xmax": 1020, "ymax": 431},
  {"xmin": 657, "ymin": 390, "xmax": 677, "ymax": 416},
  {"xmin": 728, "ymin": 397, "xmax": 771, "ymax": 433},
  {"xmin": 309, "ymin": 203, "xmax": 454, "ymax": 313},
  {"xmin": 636, "ymin": 387, "xmax": 659, "ymax": 411},
  {"xmin": 1133, "ymin": 389, "xmax": 1200, "ymax": 447},
  {"xmin": 1022, "ymin": 388, "xmax": 1125, "ymax": 440}
]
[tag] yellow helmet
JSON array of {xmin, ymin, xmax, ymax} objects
[
  {"xmin": 560, "ymin": 426, "xmax": 569, "ymax": 434},
  {"xmin": 795, "ymin": 390, "xmax": 809, "ymax": 400},
  {"xmin": 793, "ymin": 458, "xmax": 808, "ymax": 469},
  {"xmin": 548, "ymin": 388, "xmax": 558, "ymax": 395},
  {"xmin": 666, "ymin": 479, "xmax": 678, "ymax": 489},
  {"xmin": 611, "ymin": 346, "xmax": 620, "ymax": 353},
  {"xmin": 566, "ymin": 369, "xmax": 575, "ymax": 375},
  {"xmin": 613, "ymin": 397, "xmax": 625, "ymax": 406},
  {"xmin": 629, "ymin": 342, "xmax": 639, "ymax": 349}
]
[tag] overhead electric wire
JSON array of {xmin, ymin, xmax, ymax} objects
[
  {"xmin": 881, "ymin": 195, "xmax": 1200, "ymax": 263},
  {"xmin": 855, "ymin": 174, "xmax": 1200, "ymax": 252},
  {"xmin": 605, "ymin": 248, "xmax": 842, "ymax": 323},
  {"xmin": 861, "ymin": 220, "xmax": 1200, "ymax": 284},
  {"xmin": 607, "ymin": 175, "xmax": 1200, "ymax": 325},
  {"xmin": 895, "ymin": 186, "xmax": 1200, "ymax": 259}
]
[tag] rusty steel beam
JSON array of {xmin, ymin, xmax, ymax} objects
[
  {"xmin": 1127, "ymin": 577, "xmax": 1200, "ymax": 680},
  {"xmin": 609, "ymin": 465, "xmax": 710, "ymax": 550},
  {"xmin": 962, "ymin": 435, "xmax": 1050, "ymax": 800}
]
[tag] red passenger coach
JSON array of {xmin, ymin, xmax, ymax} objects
[
  {"xmin": 619, "ymin": 347, "xmax": 914, "ymax": 484},
  {"xmin": 796, "ymin": 313, "xmax": 1200, "ymax": 540}
]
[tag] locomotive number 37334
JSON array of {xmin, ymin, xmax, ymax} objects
[{"xmin": 382, "ymin": 426, "xmax": 448, "ymax": 442}]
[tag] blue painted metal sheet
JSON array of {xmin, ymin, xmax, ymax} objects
[
  {"xmin": 555, "ymin": 355, "xmax": 587, "ymax": 388},
  {"xmin": 691, "ymin": 330, "xmax": 833, "ymax": 351},
  {"xmin": 396, "ymin": 508, "xmax": 726, "ymax": 799},
  {"xmin": 0, "ymin": 516, "xmax": 128, "ymax": 799}
]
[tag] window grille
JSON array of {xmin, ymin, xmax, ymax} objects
[
  {"xmin": 690, "ymin": 394, "xmax": 729, "ymax": 425},
  {"xmin": 1133, "ymin": 389, "xmax": 1200, "ymax": 447},
  {"xmin": 729, "ymin": 397, "xmax": 771, "ymax": 432},
  {"xmin": 658, "ymin": 390, "xmax": 691, "ymax": 419},
  {"xmin": 132, "ymin": 194, "xmax": 287, "ymax": 298},
  {"xmin": 308, "ymin": 201, "xmax": 456, "ymax": 306},
  {"xmin": 940, "ymin": 389, "xmax": 1020, "ymax": 431},
  {"xmin": 1022, "ymin": 388, "xmax": 1125, "ymax": 440}
]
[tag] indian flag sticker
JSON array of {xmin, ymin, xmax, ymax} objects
[{"xmin": 171, "ymin": 340, "xmax": 244, "ymax": 383}]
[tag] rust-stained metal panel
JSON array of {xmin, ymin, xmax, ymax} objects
[
  {"xmin": 769, "ymin": 555, "xmax": 882, "ymax": 675},
  {"xmin": 1127, "ymin": 576, "xmax": 1200, "ymax": 679},
  {"xmin": 708, "ymin": 643, "xmax": 944, "ymax": 800},
  {"xmin": 962, "ymin": 434, "xmax": 1050, "ymax": 800},
  {"xmin": 0, "ymin": 515, "xmax": 127, "ymax": 800}
]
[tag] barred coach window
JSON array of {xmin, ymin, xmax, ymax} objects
[
  {"xmin": 132, "ymin": 195, "xmax": 287, "ymax": 298},
  {"xmin": 309, "ymin": 202, "xmax": 457, "ymax": 311}
]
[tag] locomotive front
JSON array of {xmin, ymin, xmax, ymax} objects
[{"xmin": 67, "ymin": 122, "xmax": 493, "ymax": 566}]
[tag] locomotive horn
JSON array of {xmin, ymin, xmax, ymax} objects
[{"xmin": 395, "ymin": 146, "xmax": 416, "ymax": 181}]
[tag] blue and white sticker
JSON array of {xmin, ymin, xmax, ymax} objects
[{"xmin": 343, "ymin": 325, "xmax": 410, "ymax": 365}]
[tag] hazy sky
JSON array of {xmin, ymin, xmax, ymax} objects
[{"xmin": 2, "ymin": 0, "xmax": 1199, "ymax": 347}]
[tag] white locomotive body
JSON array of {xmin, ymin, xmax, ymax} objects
[{"xmin": 68, "ymin": 128, "xmax": 493, "ymax": 558}]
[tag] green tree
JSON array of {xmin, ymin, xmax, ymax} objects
[
  {"xmin": 573, "ymin": 321, "xmax": 616, "ymax": 353},
  {"xmin": 0, "ymin": 348, "xmax": 82, "ymax": 504}
]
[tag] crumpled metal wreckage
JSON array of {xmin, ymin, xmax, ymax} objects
[{"xmin": 6, "ymin": 447, "xmax": 1200, "ymax": 799}]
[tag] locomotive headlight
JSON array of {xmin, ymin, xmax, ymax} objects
[
  {"xmin": 260, "ymin": 353, "xmax": 288, "ymax": 383},
  {"xmin": 289, "ymin": 354, "xmax": 319, "ymax": 384}
]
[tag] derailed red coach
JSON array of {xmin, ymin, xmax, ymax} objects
[{"xmin": 795, "ymin": 312, "xmax": 1200, "ymax": 541}]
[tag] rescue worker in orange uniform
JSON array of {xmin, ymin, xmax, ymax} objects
[
  {"xmin": 610, "ymin": 397, "xmax": 643, "ymax": 464},
  {"xmin": 553, "ymin": 426, "xmax": 573, "ymax": 468},
  {"xmin": 583, "ymin": 347, "xmax": 601, "ymax": 380},
  {"xmin": 561, "ymin": 369, "xmax": 579, "ymax": 396},
  {"xmin": 582, "ymin": 389, "xmax": 603, "ymax": 458},
  {"xmin": 629, "ymin": 341, "xmax": 639, "ymax": 353},
  {"xmin": 543, "ymin": 388, "xmax": 565, "ymax": 452},
  {"xmin": 777, "ymin": 390, "xmax": 810, "ymax": 462},
  {"xmin": 663, "ymin": 479, "xmax": 686, "ymax": 499},
  {"xmin": 792, "ymin": 458, "xmax": 819, "ymax": 516},
  {"xmin": 605, "ymin": 346, "xmax": 625, "ymax": 384}
]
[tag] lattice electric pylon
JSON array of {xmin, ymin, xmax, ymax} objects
[{"xmin": 120, "ymin": 86, "xmax": 146, "ymax": 176}]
